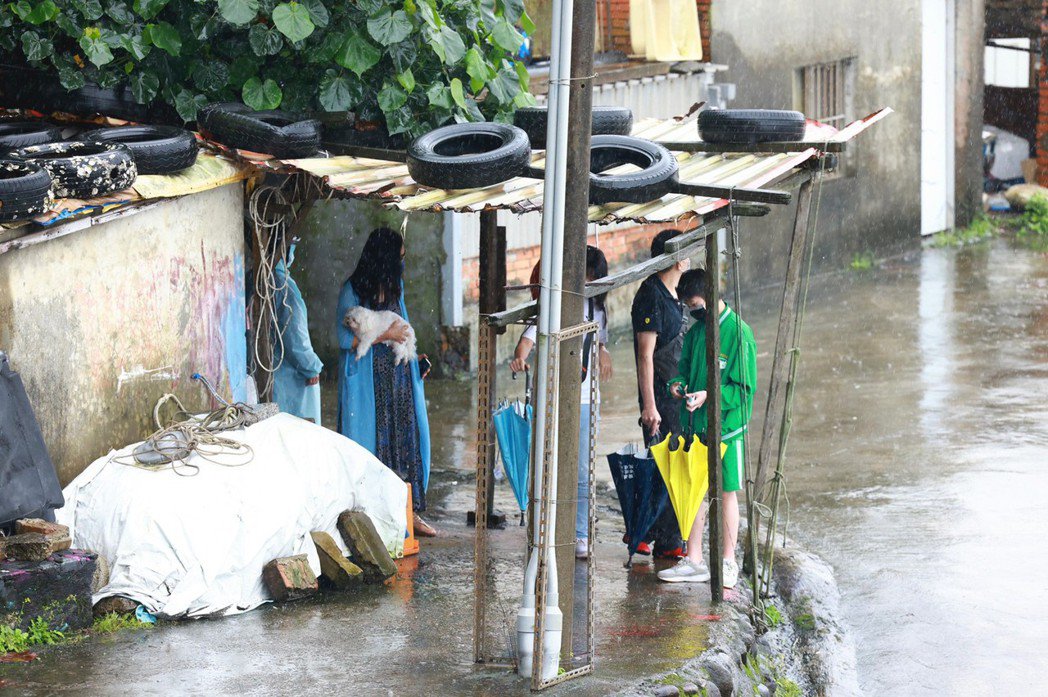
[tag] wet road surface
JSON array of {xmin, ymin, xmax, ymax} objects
[{"xmin": 3, "ymin": 238, "xmax": 1046, "ymax": 695}]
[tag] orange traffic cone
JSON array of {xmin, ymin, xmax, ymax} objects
[{"xmin": 403, "ymin": 483, "xmax": 419, "ymax": 557}]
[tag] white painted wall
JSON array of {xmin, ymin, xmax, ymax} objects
[{"xmin": 921, "ymin": 0, "xmax": 957, "ymax": 236}]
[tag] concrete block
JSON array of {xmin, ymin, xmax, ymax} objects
[
  {"xmin": 310, "ymin": 531, "xmax": 362, "ymax": 590},
  {"xmin": 262, "ymin": 555, "xmax": 318, "ymax": 601},
  {"xmin": 337, "ymin": 510, "xmax": 397, "ymax": 583},
  {"xmin": 1, "ymin": 550, "xmax": 95, "ymax": 631},
  {"xmin": 90, "ymin": 553, "xmax": 110, "ymax": 594},
  {"xmin": 3, "ymin": 531, "xmax": 71, "ymax": 562}
]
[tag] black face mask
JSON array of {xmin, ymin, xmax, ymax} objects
[{"xmin": 690, "ymin": 307, "xmax": 707, "ymax": 323}]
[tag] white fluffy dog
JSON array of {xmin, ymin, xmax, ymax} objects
[{"xmin": 343, "ymin": 306, "xmax": 418, "ymax": 366}]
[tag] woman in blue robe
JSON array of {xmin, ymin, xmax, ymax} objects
[{"xmin": 336, "ymin": 227, "xmax": 434, "ymax": 536}]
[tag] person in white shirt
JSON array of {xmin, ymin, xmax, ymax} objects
[{"xmin": 510, "ymin": 246, "xmax": 612, "ymax": 560}]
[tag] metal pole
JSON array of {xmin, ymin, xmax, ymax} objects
[
  {"xmin": 753, "ymin": 177, "xmax": 814, "ymax": 504},
  {"xmin": 705, "ymin": 232, "xmax": 723, "ymax": 600},
  {"xmin": 555, "ymin": 0, "xmax": 596, "ymax": 660}
]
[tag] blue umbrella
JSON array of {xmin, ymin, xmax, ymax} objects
[
  {"xmin": 607, "ymin": 442, "xmax": 671, "ymax": 566},
  {"xmin": 493, "ymin": 370, "xmax": 532, "ymax": 523}
]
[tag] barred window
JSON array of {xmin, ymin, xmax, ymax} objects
[{"xmin": 795, "ymin": 57, "xmax": 857, "ymax": 176}]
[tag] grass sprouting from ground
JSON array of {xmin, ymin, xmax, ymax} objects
[
  {"xmin": 763, "ymin": 604, "xmax": 783, "ymax": 628},
  {"xmin": 0, "ymin": 618, "xmax": 65, "ymax": 654},
  {"xmin": 930, "ymin": 213, "xmax": 998, "ymax": 248},
  {"xmin": 92, "ymin": 612, "xmax": 154, "ymax": 634},
  {"xmin": 849, "ymin": 252, "xmax": 875, "ymax": 271}
]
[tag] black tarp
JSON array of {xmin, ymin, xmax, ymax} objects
[{"xmin": 0, "ymin": 352, "xmax": 63, "ymax": 526}]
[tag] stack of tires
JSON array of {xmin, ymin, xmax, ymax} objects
[
  {"xmin": 0, "ymin": 120, "xmax": 199, "ymax": 223},
  {"xmin": 403, "ymin": 107, "xmax": 808, "ymax": 205}
]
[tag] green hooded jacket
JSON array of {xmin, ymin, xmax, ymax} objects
[{"xmin": 668, "ymin": 304, "xmax": 757, "ymax": 440}]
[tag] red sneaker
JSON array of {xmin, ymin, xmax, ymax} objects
[
  {"xmin": 635, "ymin": 541, "xmax": 653, "ymax": 556},
  {"xmin": 654, "ymin": 546, "xmax": 684, "ymax": 560}
]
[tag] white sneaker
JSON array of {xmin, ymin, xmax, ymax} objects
[
  {"xmin": 657, "ymin": 558, "xmax": 711, "ymax": 583},
  {"xmin": 722, "ymin": 559, "xmax": 739, "ymax": 588},
  {"xmin": 575, "ymin": 538, "xmax": 589, "ymax": 559}
]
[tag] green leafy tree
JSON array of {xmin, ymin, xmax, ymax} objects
[{"xmin": 0, "ymin": 0, "xmax": 536, "ymax": 136}]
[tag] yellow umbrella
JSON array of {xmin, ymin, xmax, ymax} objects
[{"xmin": 650, "ymin": 433, "xmax": 725, "ymax": 541}]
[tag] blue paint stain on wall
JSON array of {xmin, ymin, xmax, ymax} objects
[{"xmin": 223, "ymin": 252, "xmax": 248, "ymax": 402}]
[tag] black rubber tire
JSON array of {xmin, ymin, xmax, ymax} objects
[
  {"xmin": 79, "ymin": 125, "xmax": 199, "ymax": 175},
  {"xmin": 322, "ymin": 124, "xmax": 407, "ymax": 153},
  {"xmin": 0, "ymin": 64, "xmax": 179, "ymax": 124},
  {"xmin": 588, "ymin": 135, "xmax": 679, "ymax": 205},
  {"xmin": 513, "ymin": 106, "xmax": 634, "ymax": 149},
  {"xmin": 407, "ymin": 123, "xmax": 531, "ymax": 189},
  {"xmin": 698, "ymin": 109, "xmax": 806, "ymax": 144},
  {"xmin": 198, "ymin": 103, "xmax": 321, "ymax": 158},
  {"xmin": 0, "ymin": 159, "xmax": 53, "ymax": 222},
  {"xmin": 0, "ymin": 121, "xmax": 64, "ymax": 151},
  {"xmin": 9, "ymin": 141, "xmax": 137, "ymax": 199}
]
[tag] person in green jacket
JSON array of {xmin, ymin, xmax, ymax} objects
[{"xmin": 657, "ymin": 268, "xmax": 757, "ymax": 588}]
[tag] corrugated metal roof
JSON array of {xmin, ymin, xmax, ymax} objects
[{"xmin": 259, "ymin": 108, "xmax": 891, "ymax": 226}]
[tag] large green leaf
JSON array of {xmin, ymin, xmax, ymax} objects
[
  {"xmin": 272, "ymin": 3, "xmax": 314, "ymax": 43},
  {"xmin": 318, "ymin": 68, "xmax": 354, "ymax": 111},
  {"xmin": 105, "ymin": 1, "xmax": 134, "ymax": 25},
  {"xmin": 20, "ymin": 32, "xmax": 52, "ymax": 61},
  {"xmin": 248, "ymin": 23, "xmax": 283, "ymax": 55},
  {"xmin": 489, "ymin": 19, "xmax": 522, "ymax": 52},
  {"xmin": 396, "ymin": 68, "xmax": 415, "ymax": 93},
  {"xmin": 192, "ymin": 60, "xmax": 229, "ymax": 92},
  {"xmin": 427, "ymin": 25, "xmax": 465, "ymax": 65},
  {"xmin": 449, "ymin": 77, "xmax": 466, "ymax": 109},
  {"xmin": 55, "ymin": 13, "xmax": 82, "ymax": 37},
  {"xmin": 119, "ymin": 32, "xmax": 150, "ymax": 60},
  {"xmin": 498, "ymin": 0, "xmax": 525, "ymax": 24},
  {"xmin": 72, "ymin": 0, "xmax": 104, "ymax": 21},
  {"xmin": 300, "ymin": 0, "xmax": 328, "ymax": 28},
  {"xmin": 242, "ymin": 76, "xmax": 282, "ymax": 110},
  {"xmin": 464, "ymin": 46, "xmax": 491, "ymax": 92},
  {"xmin": 174, "ymin": 88, "xmax": 208, "ymax": 122},
  {"xmin": 387, "ymin": 39, "xmax": 417, "ymax": 74},
  {"xmin": 519, "ymin": 10, "xmax": 535, "ymax": 35},
  {"xmin": 145, "ymin": 21, "xmax": 180, "ymax": 55},
  {"xmin": 79, "ymin": 28, "xmax": 114, "ymax": 66},
  {"xmin": 377, "ymin": 82, "xmax": 407, "ymax": 113},
  {"xmin": 218, "ymin": 0, "xmax": 258, "ymax": 25},
  {"xmin": 132, "ymin": 0, "xmax": 168, "ymax": 20},
  {"xmin": 384, "ymin": 105, "xmax": 414, "ymax": 136},
  {"xmin": 366, "ymin": 8, "xmax": 411, "ymax": 46},
  {"xmin": 129, "ymin": 69, "xmax": 159, "ymax": 103},
  {"xmin": 228, "ymin": 54, "xmax": 259, "ymax": 87},
  {"xmin": 26, "ymin": 1, "xmax": 59, "ymax": 24},
  {"xmin": 309, "ymin": 31, "xmax": 343, "ymax": 63},
  {"xmin": 426, "ymin": 83, "xmax": 452, "ymax": 110},
  {"xmin": 336, "ymin": 29, "xmax": 381, "ymax": 76}
]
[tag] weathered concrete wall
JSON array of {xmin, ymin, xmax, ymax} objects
[
  {"xmin": 292, "ymin": 200, "xmax": 445, "ymax": 375},
  {"xmin": 0, "ymin": 185, "xmax": 247, "ymax": 484},
  {"xmin": 712, "ymin": 0, "xmax": 925, "ymax": 284}
]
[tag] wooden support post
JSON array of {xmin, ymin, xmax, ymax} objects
[
  {"xmin": 706, "ymin": 230, "xmax": 724, "ymax": 600},
  {"xmin": 556, "ymin": 0, "xmax": 597, "ymax": 661},
  {"xmin": 477, "ymin": 210, "xmax": 506, "ymax": 525},
  {"xmin": 753, "ymin": 178, "xmax": 815, "ymax": 502}
]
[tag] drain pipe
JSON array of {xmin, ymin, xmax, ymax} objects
[{"xmin": 517, "ymin": 0, "xmax": 573, "ymax": 681}]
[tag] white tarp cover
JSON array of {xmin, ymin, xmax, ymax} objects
[{"xmin": 57, "ymin": 413, "xmax": 408, "ymax": 618}]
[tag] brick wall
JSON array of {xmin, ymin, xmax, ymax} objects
[
  {"xmin": 462, "ymin": 223, "xmax": 672, "ymax": 302},
  {"xmin": 602, "ymin": 0, "xmax": 712, "ymax": 60}
]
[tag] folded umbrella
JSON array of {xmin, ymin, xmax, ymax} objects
[
  {"xmin": 607, "ymin": 442, "xmax": 671, "ymax": 565},
  {"xmin": 650, "ymin": 432, "xmax": 725, "ymax": 541},
  {"xmin": 492, "ymin": 399, "xmax": 532, "ymax": 517}
]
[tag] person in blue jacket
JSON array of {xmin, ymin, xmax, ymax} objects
[
  {"xmin": 272, "ymin": 240, "xmax": 323, "ymax": 424},
  {"xmin": 337, "ymin": 227, "xmax": 435, "ymax": 537}
]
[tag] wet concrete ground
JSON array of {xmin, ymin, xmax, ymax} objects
[{"xmin": 3, "ymin": 237, "xmax": 1047, "ymax": 695}]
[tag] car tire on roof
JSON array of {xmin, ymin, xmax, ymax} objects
[
  {"xmin": 80, "ymin": 125, "xmax": 199, "ymax": 175},
  {"xmin": 8, "ymin": 141, "xmax": 137, "ymax": 199},
  {"xmin": 588, "ymin": 135, "xmax": 679, "ymax": 205},
  {"xmin": 513, "ymin": 106, "xmax": 634, "ymax": 149},
  {"xmin": 407, "ymin": 123, "xmax": 531, "ymax": 190},
  {"xmin": 0, "ymin": 122, "xmax": 64, "ymax": 151},
  {"xmin": 698, "ymin": 109, "xmax": 806, "ymax": 145},
  {"xmin": 0, "ymin": 159, "xmax": 54, "ymax": 222},
  {"xmin": 198, "ymin": 103, "xmax": 321, "ymax": 158}
]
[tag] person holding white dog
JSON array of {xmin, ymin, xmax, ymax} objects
[{"xmin": 337, "ymin": 227, "xmax": 436, "ymax": 537}]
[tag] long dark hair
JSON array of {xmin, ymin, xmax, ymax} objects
[
  {"xmin": 349, "ymin": 227, "xmax": 403, "ymax": 308},
  {"xmin": 587, "ymin": 245, "xmax": 609, "ymax": 311}
]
